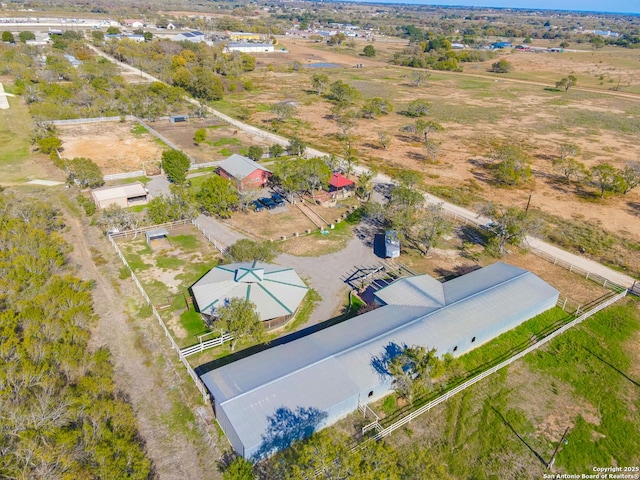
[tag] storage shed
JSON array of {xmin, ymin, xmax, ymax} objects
[
  {"xmin": 91, "ymin": 182, "xmax": 149, "ymax": 209},
  {"xmin": 199, "ymin": 262, "xmax": 559, "ymax": 459}
]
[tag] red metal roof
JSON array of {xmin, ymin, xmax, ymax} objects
[{"xmin": 329, "ymin": 173, "xmax": 355, "ymax": 188}]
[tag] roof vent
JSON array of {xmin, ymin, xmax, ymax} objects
[{"xmin": 234, "ymin": 267, "xmax": 264, "ymax": 283}]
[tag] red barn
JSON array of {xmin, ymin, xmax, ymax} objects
[{"xmin": 217, "ymin": 154, "xmax": 272, "ymax": 191}]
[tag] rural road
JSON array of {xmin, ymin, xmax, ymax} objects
[{"xmin": 90, "ymin": 44, "xmax": 638, "ymax": 289}]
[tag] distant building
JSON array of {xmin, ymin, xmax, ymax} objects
[
  {"xmin": 200, "ymin": 262, "xmax": 559, "ymax": 459},
  {"xmin": 174, "ymin": 31, "xmax": 206, "ymax": 43},
  {"xmin": 217, "ymin": 154, "xmax": 272, "ymax": 191},
  {"xmin": 123, "ymin": 19, "xmax": 144, "ymax": 29},
  {"xmin": 491, "ymin": 41, "xmax": 513, "ymax": 49},
  {"xmin": 91, "ymin": 182, "xmax": 149, "ymax": 209},
  {"xmin": 224, "ymin": 42, "xmax": 274, "ymax": 53},
  {"xmin": 228, "ymin": 31, "xmax": 264, "ymax": 42}
]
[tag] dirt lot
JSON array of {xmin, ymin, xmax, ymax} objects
[
  {"xmin": 151, "ymin": 117, "xmax": 273, "ymax": 164},
  {"xmin": 220, "ymin": 39, "xmax": 640, "ymax": 274},
  {"xmin": 58, "ymin": 121, "xmax": 164, "ymax": 174}
]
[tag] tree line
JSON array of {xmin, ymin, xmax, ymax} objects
[{"xmin": 0, "ymin": 191, "xmax": 151, "ymax": 479}]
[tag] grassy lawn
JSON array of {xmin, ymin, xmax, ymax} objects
[{"xmin": 0, "ymin": 95, "xmax": 34, "ymax": 182}]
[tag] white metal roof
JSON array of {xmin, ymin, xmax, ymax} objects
[
  {"xmin": 218, "ymin": 154, "xmax": 271, "ymax": 181},
  {"xmin": 200, "ymin": 262, "xmax": 559, "ymax": 458},
  {"xmin": 91, "ymin": 183, "xmax": 147, "ymax": 202},
  {"xmin": 192, "ymin": 261, "xmax": 308, "ymax": 321}
]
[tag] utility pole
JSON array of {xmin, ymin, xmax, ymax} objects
[
  {"xmin": 547, "ymin": 426, "xmax": 570, "ymax": 471},
  {"xmin": 525, "ymin": 190, "xmax": 534, "ymax": 215}
]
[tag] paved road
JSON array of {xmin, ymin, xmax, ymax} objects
[{"xmin": 91, "ymin": 44, "xmax": 638, "ymax": 289}]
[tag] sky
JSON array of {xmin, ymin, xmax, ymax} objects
[{"xmin": 353, "ymin": 0, "xmax": 639, "ymax": 14}]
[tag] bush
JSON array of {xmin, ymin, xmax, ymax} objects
[
  {"xmin": 194, "ymin": 128, "xmax": 206, "ymax": 145},
  {"xmin": 66, "ymin": 157, "xmax": 104, "ymax": 188},
  {"xmin": 37, "ymin": 136, "xmax": 62, "ymax": 154},
  {"xmin": 490, "ymin": 59, "xmax": 513, "ymax": 73},
  {"xmin": 162, "ymin": 149, "xmax": 191, "ymax": 184},
  {"xmin": 77, "ymin": 195, "xmax": 96, "ymax": 216}
]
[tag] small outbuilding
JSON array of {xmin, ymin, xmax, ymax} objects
[
  {"xmin": 145, "ymin": 228, "xmax": 168, "ymax": 247},
  {"xmin": 217, "ymin": 154, "xmax": 272, "ymax": 191},
  {"xmin": 192, "ymin": 261, "xmax": 308, "ymax": 330},
  {"xmin": 328, "ymin": 173, "xmax": 355, "ymax": 198},
  {"xmin": 225, "ymin": 42, "xmax": 275, "ymax": 53},
  {"xmin": 91, "ymin": 182, "xmax": 149, "ymax": 209}
]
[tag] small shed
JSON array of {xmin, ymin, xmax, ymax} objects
[
  {"xmin": 328, "ymin": 173, "xmax": 355, "ymax": 198},
  {"xmin": 91, "ymin": 182, "xmax": 149, "ymax": 209},
  {"xmin": 169, "ymin": 115, "xmax": 188, "ymax": 123},
  {"xmin": 385, "ymin": 230, "xmax": 400, "ymax": 258},
  {"xmin": 145, "ymin": 228, "xmax": 168, "ymax": 247}
]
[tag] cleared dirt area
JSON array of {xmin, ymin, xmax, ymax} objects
[
  {"xmin": 151, "ymin": 117, "xmax": 273, "ymax": 164},
  {"xmin": 58, "ymin": 121, "xmax": 164, "ymax": 174}
]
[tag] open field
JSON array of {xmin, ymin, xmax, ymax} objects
[
  {"xmin": 151, "ymin": 117, "xmax": 273, "ymax": 164},
  {"xmin": 0, "ymin": 92, "xmax": 63, "ymax": 184},
  {"xmin": 58, "ymin": 121, "xmax": 165, "ymax": 175},
  {"xmin": 211, "ymin": 38, "xmax": 640, "ymax": 277}
]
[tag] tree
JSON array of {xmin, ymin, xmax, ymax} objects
[
  {"xmin": 287, "ymin": 137, "xmax": 307, "ymax": 157},
  {"xmin": 409, "ymin": 70, "xmax": 430, "ymax": 87},
  {"xmin": 216, "ymin": 298, "xmax": 264, "ymax": 351},
  {"xmin": 18, "ymin": 31, "xmax": 35, "ymax": 43},
  {"xmin": 247, "ymin": 146, "xmax": 264, "ymax": 161},
  {"xmin": 66, "ymin": 157, "xmax": 104, "ymax": 188},
  {"xmin": 328, "ymin": 80, "xmax": 360, "ymax": 105},
  {"xmin": 360, "ymin": 97, "xmax": 393, "ymax": 119},
  {"xmin": 227, "ymin": 239, "xmax": 278, "ymax": 263},
  {"xmin": 389, "ymin": 345, "xmax": 443, "ymax": 402},
  {"xmin": 106, "ymin": 26, "xmax": 121, "ymax": 35},
  {"xmin": 194, "ymin": 128, "xmax": 206, "ymax": 145},
  {"xmin": 552, "ymin": 143, "xmax": 585, "ymax": 181},
  {"xmin": 37, "ymin": 136, "xmax": 62, "ymax": 154},
  {"xmin": 556, "ymin": 74, "xmax": 577, "ymax": 91},
  {"xmin": 385, "ymin": 184, "xmax": 424, "ymax": 238},
  {"xmin": 271, "ymin": 102, "xmax": 296, "ymax": 122},
  {"xmin": 197, "ymin": 175, "xmax": 239, "ymax": 218},
  {"xmin": 489, "ymin": 141, "xmax": 532, "ymax": 186},
  {"xmin": 147, "ymin": 191, "xmax": 197, "ymax": 223},
  {"xmin": 162, "ymin": 149, "xmax": 191, "ymax": 184},
  {"xmin": 403, "ymin": 98, "xmax": 431, "ymax": 117},
  {"xmin": 2, "ymin": 31, "xmax": 15, "ymax": 43},
  {"xmin": 423, "ymin": 139, "xmax": 440, "ymax": 164},
  {"xmin": 363, "ymin": 44, "xmax": 376, "ymax": 57},
  {"xmin": 415, "ymin": 203, "xmax": 452, "ymax": 255},
  {"xmin": 96, "ymin": 204, "xmax": 140, "ymax": 233},
  {"xmin": 490, "ymin": 59, "xmax": 513, "ymax": 73},
  {"xmin": 222, "ymin": 457, "xmax": 255, "ymax": 480},
  {"xmin": 300, "ymin": 157, "xmax": 332, "ymax": 203},
  {"xmin": 415, "ymin": 119, "xmax": 443, "ymax": 143},
  {"xmin": 269, "ymin": 143, "xmax": 285, "ymax": 158},
  {"xmin": 480, "ymin": 202, "xmax": 538, "ymax": 256},
  {"xmin": 589, "ymin": 162, "xmax": 619, "ymax": 198},
  {"xmin": 311, "ymin": 73, "xmax": 329, "ymax": 95},
  {"xmin": 378, "ymin": 131, "xmax": 392, "ymax": 150},
  {"xmin": 618, "ymin": 161, "xmax": 640, "ymax": 194}
]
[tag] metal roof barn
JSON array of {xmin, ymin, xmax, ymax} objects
[
  {"xmin": 199, "ymin": 262, "xmax": 559, "ymax": 459},
  {"xmin": 191, "ymin": 261, "xmax": 308, "ymax": 324}
]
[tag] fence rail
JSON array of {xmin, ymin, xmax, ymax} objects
[
  {"xmin": 181, "ymin": 333, "xmax": 234, "ymax": 357},
  {"xmin": 104, "ymin": 170, "xmax": 145, "ymax": 181},
  {"xmin": 107, "ymin": 227, "xmax": 210, "ymax": 403},
  {"xmin": 192, "ymin": 219, "xmax": 226, "ymax": 254},
  {"xmin": 108, "ymin": 219, "xmax": 193, "ymax": 239},
  {"xmin": 529, "ymin": 247, "xmax": 626, "ymax": 292},
  {"xmin": 361, "ymin": 289, "xmax": 627, "ymax": 443}
]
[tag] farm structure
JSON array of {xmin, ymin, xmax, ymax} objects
[
  {"xmin": 225, "ymin": 43, "xmax": 275, "ymax": 53},
  {"xmin": 199, "ymin": 262, "xmax": 559, "ymax": 459},
  {"xmin": 191, "ymin": 261, "xmax": 308, "ymax": 330},
  {"xmin": 91, "ymin": 182, "xmax": 149, "ymax": 209},
  {"xmin": 217, "ymin": 154, "xmax": 272, "ymax": 191},
  {"xmin": 328, "ymin": 172, "xmax": 355, "ymax": 198}
]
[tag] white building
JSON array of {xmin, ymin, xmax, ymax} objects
[{"xmin": 224, "ymin": 42, "xmax": 274, "ymax": 53}]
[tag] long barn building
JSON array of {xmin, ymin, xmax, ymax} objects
[{"xmin": 198, "ymin": 262, "xmax": 559, "ymax": 459}]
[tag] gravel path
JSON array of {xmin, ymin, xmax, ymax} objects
[{"xmin": 276, "ymin": 235, "xmax": 381, "ymax": 324}]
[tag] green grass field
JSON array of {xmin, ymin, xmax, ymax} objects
[{"xmin": 0, "ymin": 96, "xmax": 34, "ymax": 182}]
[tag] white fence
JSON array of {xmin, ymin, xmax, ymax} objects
[
  {"xmin": 51, "ymin": 115, "xmax": 137, "ymax": 126},
  {"xmin": 104, "ymin": 170, "xmax": 145, "ymax": 181},
  {"xmin": 192, "ymin": 219, "xmax": 227, "ymax": 254},
  {"xmin": 108, "ymin": 218, "xmax": 193, "ymax": 239},
  {"xmin": 106, "ymin": 227, "xmax": 210, "ymax": 403},
  {"xmin": 351, "ymin": 289, "xmax": 628, "ymax": 447},
  {"xmin": 181, "ymin": 332, "xmax": 234, "ymax": 357}
]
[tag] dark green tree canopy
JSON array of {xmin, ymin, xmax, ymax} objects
[
  {"xmin": 162, "ymin": 149, "xmax": 191, "ymax": 184},
  {"xmin": 196, "ymin": 174, "xmax": 239, "ymax": 218}
]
